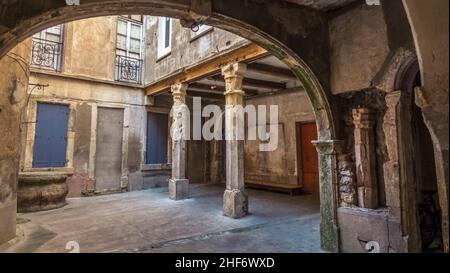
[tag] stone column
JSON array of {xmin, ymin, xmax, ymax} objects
[
  {"xmin": 383, "ymin": 91, "xmax": 402, "ymax": 217},
  {"xmin": 312, "ymin": 140, "xmax": 342, "ymax": 253},
  {"xmin": 222, "ymin": 63, "xmax": 248, "ymax": 218},
  {"xmin": 353, "ymin": 108, "xmax": 378, "ymax": 209},
  {"xmin": 169, "ymin": 83, "xmax": 189, "ymax": 200}
]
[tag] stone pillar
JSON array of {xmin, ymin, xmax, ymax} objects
[
  {"xmin": 0, "ymin": 41, "xmax": 31, "ymax": 245},
  {"xmin": 222, "ymin": 63, "xmax": 248, "ymax": 219},
  {"xmin": 169, "ymin": 83, "xmax": 189, "ymax": 200},
  {"xmin": 312, "ymin": 140, "xmax": 342, "ymax": 253},
  {"xmin": 353, "ymin": 108, "xmax": 378, "ymax": 209},
  {"xmin": 383, "ymin": 91, "xmax": 402, "ymax": 217}
]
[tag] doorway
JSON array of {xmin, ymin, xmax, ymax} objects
[
  {"xmin": 95, "ymin": 107, "xmax": 124, "ymax": 193},
  {"xmin": 408, "ymin": 75, "xmax": 443, "ymax": 252},
  {"xmin": 296, "ymin": 122, "xmax": 319, "ymax": 199}
]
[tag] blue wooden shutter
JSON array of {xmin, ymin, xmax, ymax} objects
[
  {"xmin": 32, "ymin": 103, "xmax": 69, "ymax": 168},
  {"xmin": 146, "ymin": 112, "xmax": 168, "ymax": 164}
]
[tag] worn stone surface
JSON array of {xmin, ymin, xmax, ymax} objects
[
  {"xmin": 329, "ymin": 4, "xmax": 390, "ymax": 94},
  {"xmin": 222, "ymin": 63, "xmax": 248, "ymax": 219},
  {"xmin": 170, "ymin": 83, "xmax": 190, "ymax": 200},
  {"xmin": 0, "ymin": 184, "xmax": 321, "ymax": 253},
  {"xmin": 169, "ymin": 179, "xmax": 189, "ymax": 200},
  {"xmin": 338, "ymin": 207, "xmax": 407, "ymax": 253},
  {"xmin": 245, "ymin": 90, "xmax": 314, "ymax": 186},
  {"xmin": 223, "ymin": 189, "xmax": 248, "ymax": 219},
  {"xmin": 17, "ymin": 173, "xmax": 68, "ymax": 213},
  {"xmin": 353, "ymin": 108, "xmax": 378, "ymax": 209},
  {"xmin": 382, "ymin": 91, "xmax": 401, "ymax": 217},
  {"xmin": 0, "ymin": 41, "xmax": 30, "ymax": 245},
  {"xmin": 313, "ymin": 140, "xmax": 341, "ymax": 253},
  {"xmin": 338, "ymin": 155, "xmax": 356, "ymax": 208},
  {"xmin": 403, "ymin": 0, "xmax": 449, "ymax": 252}
]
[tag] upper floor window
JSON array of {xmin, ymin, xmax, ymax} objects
[
  {"xmin": 115, "ymin": 16, "xmax": 143, "ymax": 84},
  {"xmin": 30, "ymin": 25, "xmax": 64, "ymax": 72},
  {"xmin": 157, "ymin": 17, "xmax": 172, "ymax": 59}
]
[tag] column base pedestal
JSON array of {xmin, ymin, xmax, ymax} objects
[
  {"xmin": 223, "ymin": 189, "xmax": 248, "ymax": 218},
  {"xmin": 169, "ymin": 179, "xmax": 189, "ymax": 200}
]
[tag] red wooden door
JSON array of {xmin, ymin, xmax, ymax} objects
[{"xmin": 297, "ymin": 122, "xmax": 319, "ymax": 198}]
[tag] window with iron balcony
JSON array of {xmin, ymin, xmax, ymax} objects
[
  {"xmin": 30, "ymin": 25, "xmax": 64, "ymax": 72},
  {"xmin": 115, "ymin": 16, "xmax": 144, "ymax": 85}
]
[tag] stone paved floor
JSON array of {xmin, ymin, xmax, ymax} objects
[{"xmin": 0, "ymin": 184, "xmax": 322, "ymax": 253}]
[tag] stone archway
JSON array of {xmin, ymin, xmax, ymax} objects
[
  {"xmin": 0, "ymin": 1, "xmax": 339, "ymax": 251},
  {"xmin": 402, "ymin": 0, "xmax": 449, "ymax": 252}
]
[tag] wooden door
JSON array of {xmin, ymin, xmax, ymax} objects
[
  {"xmin": 95, "ymin": 107, "xmax": 124, "ymax": 193},
  {"xmin": 296, "ymin": 122, "xmax": 319, "ymax": 198}
]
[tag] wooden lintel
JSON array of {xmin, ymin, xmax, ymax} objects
[{"xmin": 145, "ymin": 43, "xmax": 267, "ymax": 96}]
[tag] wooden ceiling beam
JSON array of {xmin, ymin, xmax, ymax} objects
[
  {"xmin": 247, "ymin": 62, "xmax": 296, "ymax": 80},
  {"xmin": 145, "ymin": 43, "xmax": 268, "ymax": 96}
]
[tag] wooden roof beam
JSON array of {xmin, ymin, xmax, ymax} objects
[
  {"xmin": 247, "ymin": 62, "xmax": 296, "ymax": 80},
  {"xmin": 145, "ymin": 43, "xmax": 268, "ymax": 96}
]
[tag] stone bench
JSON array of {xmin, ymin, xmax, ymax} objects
[{"xmin": 18, "ymin": 172, "xmax": 69, "ymax": 213}]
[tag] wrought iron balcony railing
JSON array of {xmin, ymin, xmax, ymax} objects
[
  {"xmin": 115, "ymin": 55, "xmax": 143, "ymax": 85},
  {"xmin": 30, "ymin": 38, "xmax": 63, "ymax": 72}
]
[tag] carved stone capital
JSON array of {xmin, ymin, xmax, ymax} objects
[
  {"xmin": 221, "ymin": 63, "xmax": 247, "ymax": 96},
  {"xmin": 171, "ymin": 82, "xmax": 188, "ymax": 104},
  {"xmin": 385, "ymin": 90, "xmax": 401, "ymax": 107},
  {"xmin": 312, "ymin": 140, "xmax": 342, "ymax": 155}
]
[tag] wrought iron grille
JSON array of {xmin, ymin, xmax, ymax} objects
[
  {"xmin": 30, "ymin": 38, "xmax": 63, "ymax": 72},
  {"xmin": 115, "ymin": 55, "xmax": 142, "ymax": 84}
]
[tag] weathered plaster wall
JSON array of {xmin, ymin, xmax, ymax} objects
[
  {"xmin": 63, "ymin": 16, "xmax": 118, "ymax": 82},
  {"xmin": 185, "ymin": 97, "xmax": 225, "ymax": 185},
  {"xmin": 329, "ymin": 4, "xmax": 390, "ymax": 94},
  {"xmin": 329, "ymin": 0, "xmax": 433, "ymax": 253},
  {"xmin": 144, "ymin": 18, "xmax": 246, "ymax": 85},
  {"xmin": 0, "ymin": 41, "xmax": 30, "ymax": 245},
  {"xmin": 22, "ymin": 72, "xmax": 146, "ymax": 197},
  {"xmin": 245, "ymin": 90, "xmax": 314, "ymax": 186}
]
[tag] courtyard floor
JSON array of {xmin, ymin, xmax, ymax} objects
[{"xmin": 1, "ymin": 183, "xmax": 322, "ymax": 253}]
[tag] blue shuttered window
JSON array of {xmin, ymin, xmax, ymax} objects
[
  {"xmin": 32, "ymin": 103, "xmax": 69, "ymax": 168},
  {"xmin": 146, "ymin": 112, "xmax": 168, "ymax": 164}
]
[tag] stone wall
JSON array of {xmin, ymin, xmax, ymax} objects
[
  {"xmin": 144, "ymin": 18, "xmax": 247, "ymax": 85},
  {"xmin": 0, "ymin": 40, "xmax": 31, "ymax": 245},
  {"xmin": 329, "ymin": 4, "xmax": 390, "ymax": 94},
  {"xmin": 403, "ymin": 0, "xmax": 449, "ymax": 252},
  {"xmin": 21, "ymin": 72, "xmax": 146, "ymax": 197},
  {"xmin": 63, "ymin": 16, "xmax": 118, "ymax": 82},
  {"xmin": 244, "ymin": 90, "xmax": 314, "ymax": 186}
]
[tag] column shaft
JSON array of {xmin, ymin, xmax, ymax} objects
[
  {"xmin": 222, "ymin": 63, "xmax": 248, "ymax": 218},
  {"xmin": 169, "ymin": 83, "xmax": 189, "ymax": 200},
  {"xmin": 313, "ymin": 140, "xmax": 342, "ymax": 253}
]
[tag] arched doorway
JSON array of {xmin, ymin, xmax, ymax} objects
[
  {"xmin": 0, "ymin": 1, "xmax": 338, "ymax": 251},
  {"xmin": 398, "ymin": 63, "xmax": 443, "ymax": 252}
]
